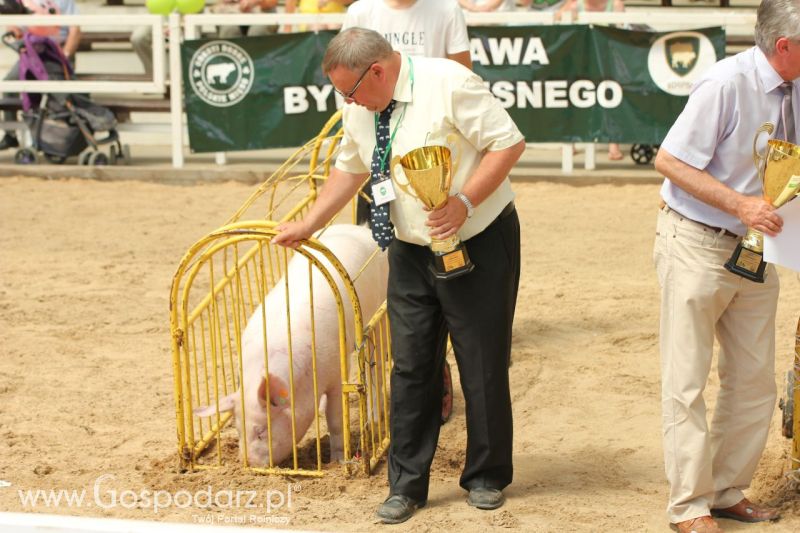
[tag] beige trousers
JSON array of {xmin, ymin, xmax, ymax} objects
[{"xmin": 653, "ymin": 206, "xmax": 779, "ymax": 523}]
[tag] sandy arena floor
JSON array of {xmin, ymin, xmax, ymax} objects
[{"xmin": 1, "ymin": 176, "xmax": 799, "ymax": 532}]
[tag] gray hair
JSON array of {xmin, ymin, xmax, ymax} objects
[
  {"xmin": 755, "ymin": 0, "xmax": 800, "ymax": 55},
  {"xmin": 322, "ymin": 28, "xmax": 394, "ymax": 75}
]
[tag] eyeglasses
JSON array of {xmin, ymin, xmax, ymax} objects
[{"xmin": 334, "ymin": 62, "xmax": 377, "ymax": 101}]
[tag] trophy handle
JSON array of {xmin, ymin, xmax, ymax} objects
[
  {"xmin": 752, "ymin": 122, "xmax": 775, "ymax": 172},
  {"xmin": 390, "ymin": 154, "xmax": 418, "ymax": 200},
  {"xmin": 446, "ymin": 133, "xmax": 462, "ymax": 182}
]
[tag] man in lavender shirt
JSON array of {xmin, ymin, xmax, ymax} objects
[{"xmin": 653, "ymin": 1, "xmax": 799, "ymax": 532}]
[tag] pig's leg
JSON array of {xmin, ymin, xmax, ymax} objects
[{"xmin": 325, "ymin": 382, "xmax": 344, "ymax": 463}]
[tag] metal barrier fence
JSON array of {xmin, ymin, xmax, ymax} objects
[{"xmin": 169, "ymin": 110, "xmax": 393, "ymax": 477}]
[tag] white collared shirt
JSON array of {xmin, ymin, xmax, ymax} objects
[
  {"xmin": 335, "ymin": 53, "xmax": 524, "ymax": 246},
  {"xmin": 660, "ymin": 46, "xmax": 800, "ymax": 235}
]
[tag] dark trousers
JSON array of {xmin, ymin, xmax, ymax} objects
[{"xmin": 386, "ymin": 207, "xmax": 520, "ymax": 502}]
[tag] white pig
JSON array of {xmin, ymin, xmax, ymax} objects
[{"xmin": 194, "ymin": 224, "xmax": 388, "ymax": 467}]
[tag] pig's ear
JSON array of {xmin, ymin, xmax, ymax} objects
[
  {"xmin": 260, "ymin": 374, "xmax": 291, "ymax": 411},
  {"xmin": 194, "ymin": 394, "xmax": 236, "ymax": 417}
]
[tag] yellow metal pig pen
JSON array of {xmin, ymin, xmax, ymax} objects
[{"xmin": 169, "ymin": 111, "xmax": 392, "ymax": 477}]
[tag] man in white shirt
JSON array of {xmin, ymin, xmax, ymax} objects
[
  {"xmin": 342, "ymin": 0, "xmax": 472, "ymax": 70},
  {"xmin": 342, "ymin": 0, "xmax": 473, "ymax": 416},
  {"xmin": 274, "ymin": 28, "xmax": 524, "ymax": 524},
  {"xmin": 653, "ymin": 1, "xmax": 799, "ymax": 531}
]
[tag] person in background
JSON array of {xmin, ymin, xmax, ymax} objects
[
  {"xmin": 342, "ymin": 0, "xmax": 472, "ymax": 70},
  {"xmin": 652, "ymin": 0, "xmax": 798, "ymax": 531},
  {"xmin": 518, "ymin": 0, "xmax": 566, "ymax": 12},
  {"xmin": 1, "ymin": 0, "xmax": 80, "ymax": 151},
  {"xmin": 284, "ymin": 0, "xmax": 354, "ymax": 31},
  {"xmin": 212, "ymin": 0, "xmax": 279, "ymax": 38},
  {"xmin": 557, "ymin": 0, "xmax": 625, "ymax": 160},
  {"xmin": 130, "ymin": 0, "xmax": 278, "ymax": 76},
  {"xmin": 130, "ymin": 21, "xmax": 160, "ymax": 77},
  {"xmin": 458, "ymin": 0, "xmax": 517, "ymax": 12},
  {"xmin": 556, "ymin": 0, "xmax": 624, "ymax": 18}
]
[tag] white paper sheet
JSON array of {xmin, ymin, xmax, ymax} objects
[{"xmin": 764, "ymin": 197, "xmax": 800, "ymax": 272}]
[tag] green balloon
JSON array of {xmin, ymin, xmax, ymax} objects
[
  {"xmin": 145, "ymin": 0, "xmax": 175, "ymax": 15},
  {"xmin": 176, "ymin": 0, "xmax": 205, "ymax": 15}
]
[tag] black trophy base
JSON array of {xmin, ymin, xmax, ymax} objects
[
  {"xmin": 429, "ymin": 244, "xmax": 475, "ymax": 280},
  {"xmin": 724, "ymin": 242, "xmax": 766, "ymax": 283}
]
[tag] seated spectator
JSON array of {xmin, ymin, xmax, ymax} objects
[
  {"xmin": 458, "ymin": 0, "xmax": 516, "ymax": 11},
  {"xmin": 557, "ymin": 0, "xmax": 625, "ymax": 19},
  {"xmin": 130, "ymin": 24, "xmax": 160, "ymax": 77},
  {"xmin": 211, "ymin": 0, "xmax": 279, "ymax": 38},
  {"xmin": 1, "ymin": 0, "xmax": 80, "ymax": 151},
  {"xmin": 131, "ymin": 0, "xmax": 278, "ymax": 76},
  {"xmin": 518, "ymin": 0, "xmax": 566, "ymax": 11},
  {"xmin": 284, "ymin": 0, "xmax": 354, "ymax": 32}
]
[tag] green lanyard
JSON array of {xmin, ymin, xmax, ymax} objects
[{"xmin": 374, "ymin": 55, "xmax": 414, "ymax": 175}]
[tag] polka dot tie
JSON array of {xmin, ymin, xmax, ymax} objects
[{"xmin": 369, "ymin": 100, "xmax": 397, "ymax": 249}]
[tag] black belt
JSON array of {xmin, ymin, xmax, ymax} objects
[
  {"xmin": 659, "ymin": 200, "xmax": 739, "ymax": 238},
  {"xmin": 498, "ymin": 201, "xmax": 515, "ymax": 220}
]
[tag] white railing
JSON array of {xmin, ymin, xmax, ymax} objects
[
  {"xmin": 1, "ymin": 10, "xmax": 756, "ymax": 171},
  {"xmin": 0, "ymin": 14, "xmax": 165, "ymax": 93},
  {"xmin": 572, "ymin": 8, "xmax": 756, "ymax": 35}
]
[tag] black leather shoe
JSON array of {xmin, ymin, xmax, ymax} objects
[
  {"xmin": 467, "ymin": 487, "xmax": 505, "ymax": 510},
  {"xmin": 0, "ymin": 134, "xmax": 19, "ymax": 151},
  {"xmin": 375, "ymin": 494, "xmax": 425, "ymax": 524}
]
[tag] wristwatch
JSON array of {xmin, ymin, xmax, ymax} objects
[{"xmin": 454, "ymin": 192, "xmax": 474, "ymax": 219}]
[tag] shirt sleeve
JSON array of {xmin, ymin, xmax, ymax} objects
[
  {"xmin": 334, "ymin": 108, "xmax": 371, "ymax": 174},
  {"xmin": 660, "ymin": 78, "xmax": 734, "ymax": 170},
  {"xmin": 445, "ymin": 3, "xmax": 471, "ymax": 55},
  {"xmin": 450, "ymin": 72, "xmax": 524, "ymax": 152}
]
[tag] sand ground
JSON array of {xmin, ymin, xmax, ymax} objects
[{"xmin": 1, "ymin": 176, "xmax": 799, "ymax": 532}]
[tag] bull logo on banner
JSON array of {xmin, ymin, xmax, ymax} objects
[
  {"xmin": 647, "ymin": 31, "xmax": 717, "ymax": 97},
  {"xmin": 189, "ymin": 40, "xmax": 255, "ymax": 108},
  {"xmin": 665, "ymin": 37, "xmax": 700, "ymax": 77}
]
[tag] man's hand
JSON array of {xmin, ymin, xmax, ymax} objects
[
  {"xmin": 273, "ymin": 220, "xmax": 313, "ymax": 249},
  {"xmin": 654, "ymin": 148, "xmax": 785, "ymax": 237},
  {"xmin": 426, "ymin": 196, "xmax": 468, "ymax": 239},
  {"xmin": 735, "ymin": 195, "xmax": 783, "ymax": 236}
]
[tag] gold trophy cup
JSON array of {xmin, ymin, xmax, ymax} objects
[
  {"xmin": 724, "ymin": 123, "xmax": 800, "ymax": 282},
  {"xmin": 391, "ymin": 140, "xmax": 474, "ymax": 280}
]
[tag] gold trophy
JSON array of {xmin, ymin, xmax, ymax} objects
[
  {"xmin": 724, "ymin": 123, "xmax": 800, "ymax": 282},
  {"xmin": 391, "ymin": 138, "xmax": 474, "ymax": 280}
]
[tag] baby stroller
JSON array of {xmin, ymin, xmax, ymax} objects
[{"xmin": 3, "ymin": 31, "xmax": 128, "ymax": 165}]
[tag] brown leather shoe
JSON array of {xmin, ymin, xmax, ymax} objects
[
  {"xmin": 711, "ymin": 498, "xmax": 780, "ymax": 523},
  {"xmin": 670, "ymin": 516, "xmax": 724, "ymax": 533}
]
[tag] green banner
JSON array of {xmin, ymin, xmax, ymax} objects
[
  {"xmin": 183, "ymin": 25, "xmax": 726, "ymax": 152},
  {"xmin": 469, "ymin": 25, "xmax": 726, "ymax": 143},
  {"xmin": 182, "ymin": 31, "xmax": 336, "ymax": 153}
]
